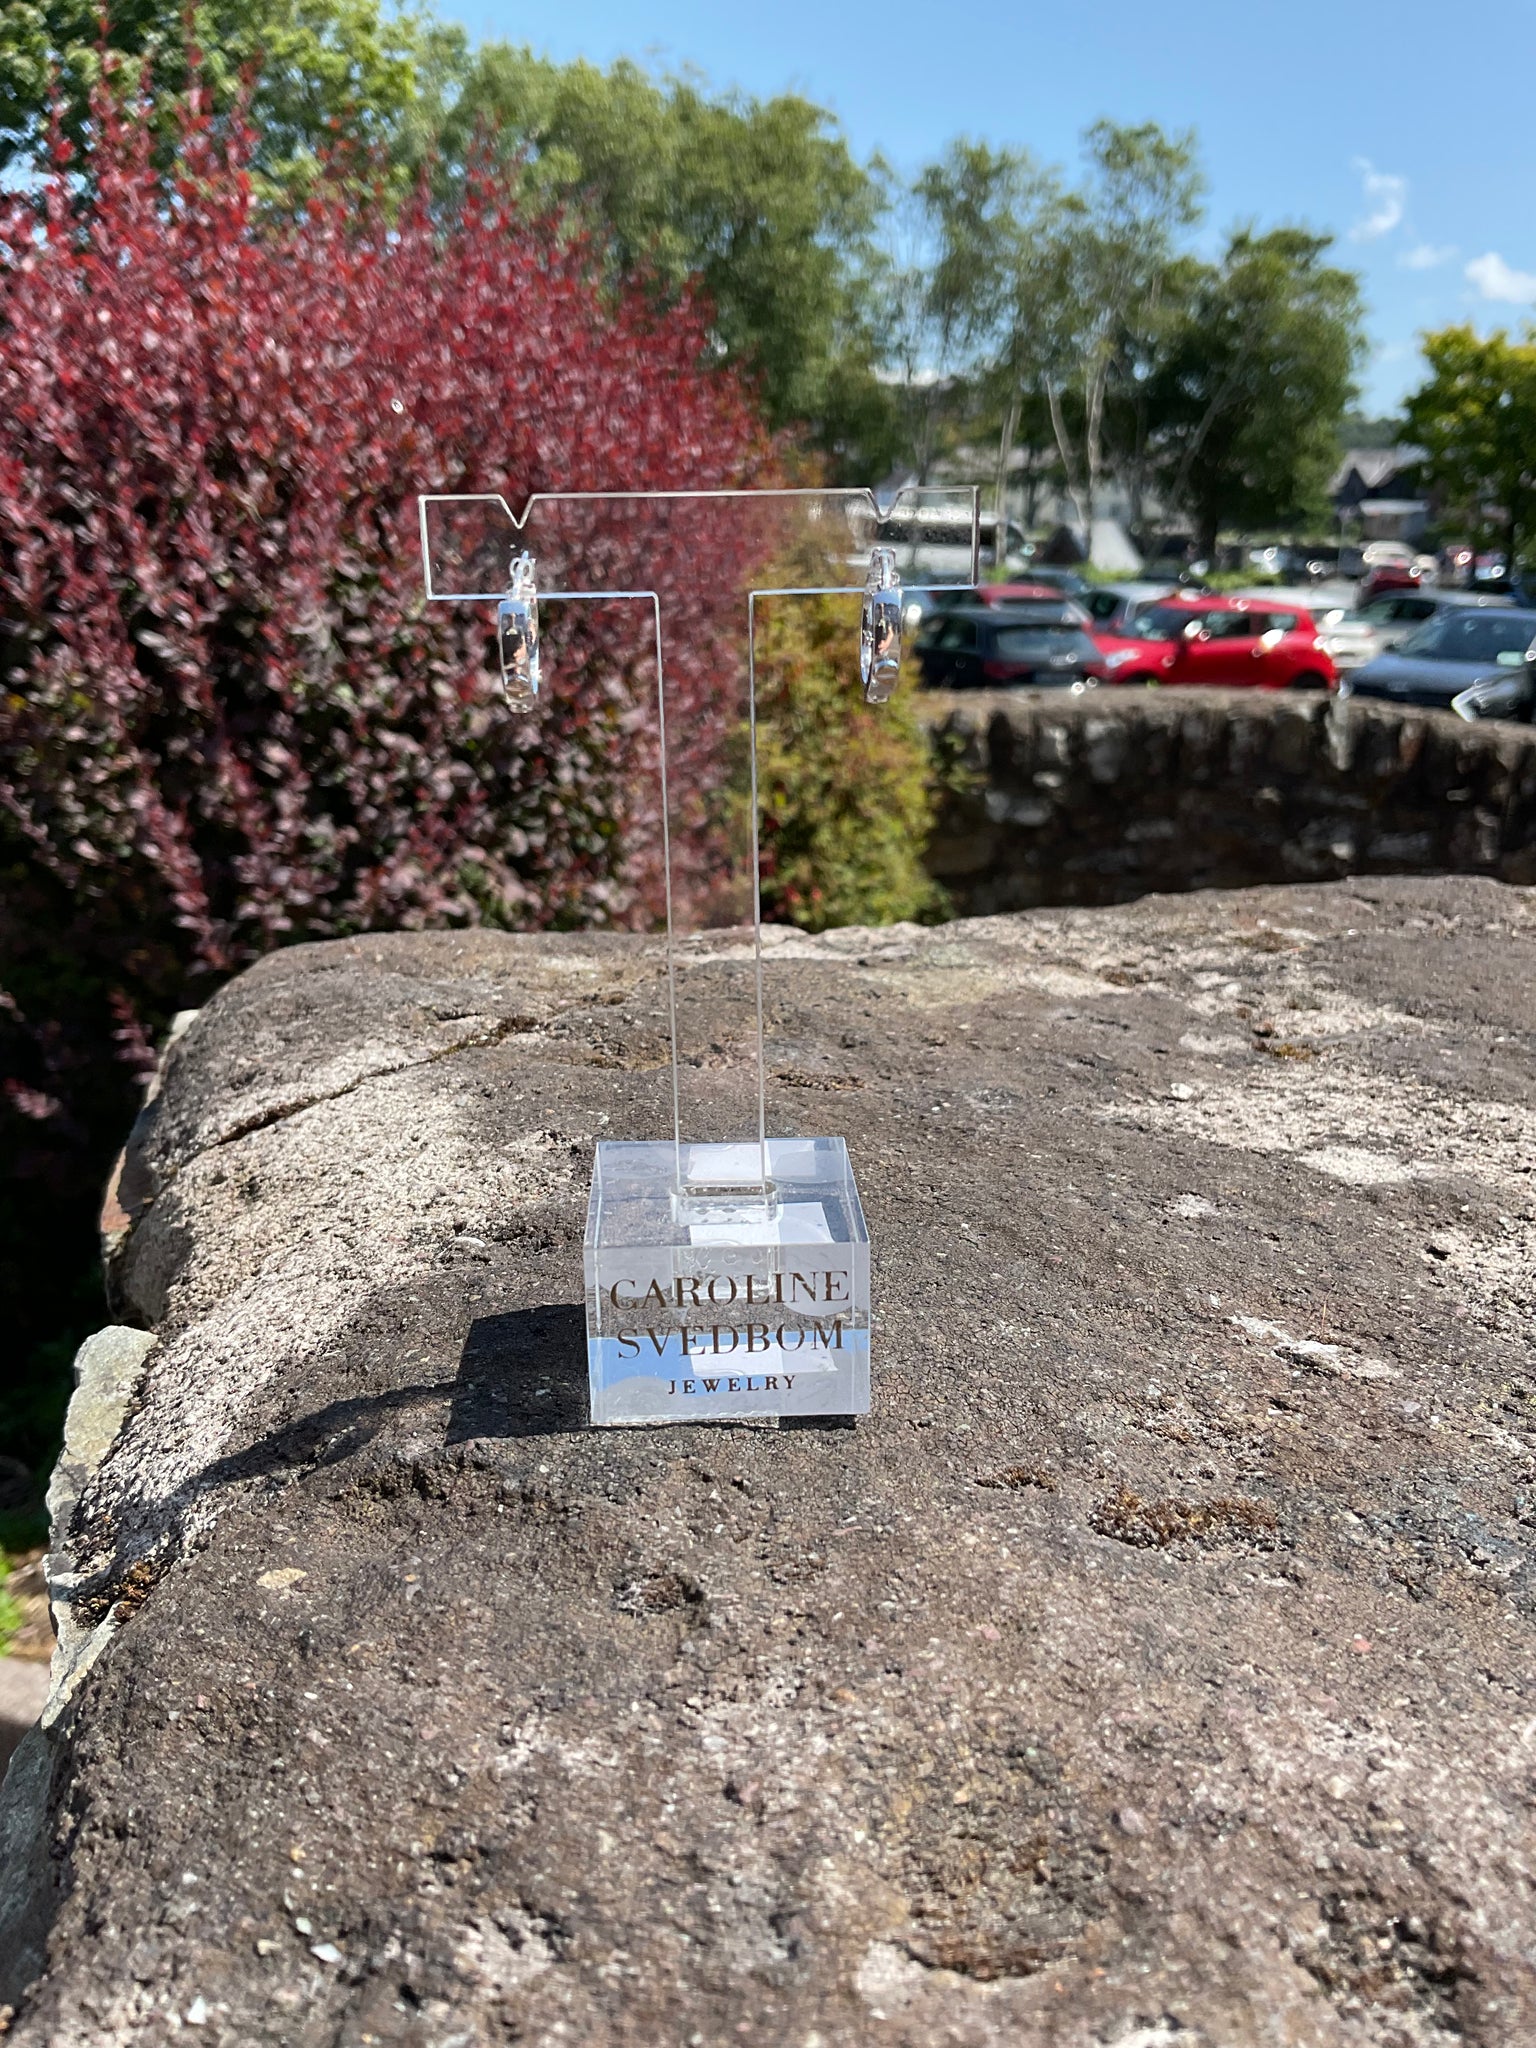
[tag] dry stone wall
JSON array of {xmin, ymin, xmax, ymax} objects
[{"xmin": 924, "ymin": 687, "xmax": 1536, "ymax": 914}]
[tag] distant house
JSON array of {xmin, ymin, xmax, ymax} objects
[{"xmin": 1330, "ymin": 447, "xmax": 1430, "ymax": 542}]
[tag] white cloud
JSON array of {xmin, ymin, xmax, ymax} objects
[
  {"xmin": 1350, "ymin": 157, "xmax": 1406, "ymax": 240},
  {"xmin": 1400, "ymin": 242, "xmax": 1457, "ymax": 270},
  {"xmin": 1465, "ymin": 251, "xmax": 1536, "ymax": 303}
]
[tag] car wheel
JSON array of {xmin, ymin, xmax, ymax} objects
[{"xmin": 1286, "ymin": 672, "xmax": 1328, "ymax": 691}]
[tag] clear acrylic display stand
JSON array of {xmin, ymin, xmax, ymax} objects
[{"xmin": 419, "ymin": 487, "xmax": 980, "ymax": 1424}]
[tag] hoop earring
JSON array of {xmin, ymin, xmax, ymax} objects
[
  {"xmin": 496, "ymin": 551, "xmax": 541, "ymax": 710},
  {"xmin": 860, "ymin": 546, "xmax": 902, "ymax": 704}
]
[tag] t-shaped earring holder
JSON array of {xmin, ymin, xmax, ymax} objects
[{"xmin": 418, "ymin": 487, "xmax": 980, "ymax": 1430}]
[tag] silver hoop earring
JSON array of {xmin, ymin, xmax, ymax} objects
[
  {"xmin": 860, "ymin": 546, "xmax": 902, "ymax": 703},
  {"xmin": 496, "ymin": 551, "xmax": 541, "ymax": 710}
]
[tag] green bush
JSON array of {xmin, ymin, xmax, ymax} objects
[{"xmin": 750, "ymin": 592, "xmax": 943, "ymax": 933}]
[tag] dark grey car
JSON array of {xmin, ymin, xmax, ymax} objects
[
  {"xmin": 914, "ymin": 605, "xmax": 1101, "ymax": 690},
  {"xmin": 1342, "ymin": 608, "xmax": 1536, "ymax": 711}
]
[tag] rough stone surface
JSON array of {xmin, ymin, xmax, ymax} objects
[
  {"xmin": 924, "ymin": 687, "xmax": 1536, "ymax": 912},
  {"xmin": 5, "ymin": 878, "xmax": 1536, "ymax": 2046}
]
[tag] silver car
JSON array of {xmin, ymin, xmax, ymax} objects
[
  {"xmin": 1080, "ymin": 581, "xmax": 1184, "ymax": 635},
  {"xmin": 1235, "ymin": 587, "xmax": 1515, "ymax": 674}
]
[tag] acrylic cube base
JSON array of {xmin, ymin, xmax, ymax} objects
[{"xmin": 583, "ymin": 1138, "xmax": 871, "ymax": 1426}]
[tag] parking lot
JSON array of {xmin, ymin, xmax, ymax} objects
[{"xmin": 908, "ymin": 541, "xmax": 1536, "ymax": 724}]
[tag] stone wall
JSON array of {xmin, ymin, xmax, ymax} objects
[{"xmin": 923, "ymin": 686, "xmax": 1536, "ymax": 914}]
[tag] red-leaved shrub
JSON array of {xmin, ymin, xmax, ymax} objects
[{"xmin": 0, "ymin": 92, "xmax": 772, "ymax": 1441}]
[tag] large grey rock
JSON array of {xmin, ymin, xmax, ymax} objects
[{"xmin": 5, "ymin": 879, "xmax": 1536, "ymax": 2045}]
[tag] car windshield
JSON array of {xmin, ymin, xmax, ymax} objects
[
  {"xmin": 993, "ymin": 625, "xmax": 1095, "ymax": 661},
  {"xmin": 1398, "ymin": 613, "xmax": 1536, "ymax": 663},
  {"xmin": 1124, "ymin": 605, "xmax": 1201, "ymax": 640}
]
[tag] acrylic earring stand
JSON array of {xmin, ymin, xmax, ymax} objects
[{"xmin": 418, "ymin": 487, "xmax": 980, "ymax": 1425}]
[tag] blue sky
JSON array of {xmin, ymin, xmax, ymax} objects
[{"xmin": 463, "ymin": 0, "xmax": 1536, "ymax": 415}]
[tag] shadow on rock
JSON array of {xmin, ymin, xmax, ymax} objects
[
  {"xmin": 59, "ymin": 1306, "xmax": 591, "ymax": 1637},
  {"xmin": 188, "ymin": 1378, "xmax": 459, "ymax": 1491},
  {"xmin": 163, "ymin": 1302, "xmax": 587, "ymax": 1490},
  {"xmin": 450, "ymin": 1304, "xmax": 589, "ymax": 1440}
]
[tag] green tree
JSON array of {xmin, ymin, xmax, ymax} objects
[
  {"xmin": 863, "ymin": 179, "xmax": 943, "ymax": 478},
  {"xmin": 969, "ymin": 168, "xmax": 1072, "ymax": 538},
  {"xmin": 1149, "ymin": 228, "xmax": 1363, "ymax": 558},
  {"xmin": 1405, "ymin": 327, "xmax": 1536, "ymax": 566},
  {"xmin": 1033, "ymin": 120, "xmax": 1203, "ymax": 541},
  {"xmin": 423, "ymin": 48, "xmax": 891, "ymax": 467},
  {"xmin": 0, "ymin": 0, "xmax": 432, "ymax": 201},
  {"xmin": 895, "ymin": 139, "xmax": 1048, "ymax": 498},
  {"xmin": 896, "ymin": 122, "xmax": 1199, "ymax": 548}
]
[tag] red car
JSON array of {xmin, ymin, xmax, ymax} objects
[
  {"xmin": 1090, "ymin": 594, "xmax": 1338, "ymax": 690},
  {"xmin": 1358, "ymin": 565, "xmax": 1421, "ymax": 606}
]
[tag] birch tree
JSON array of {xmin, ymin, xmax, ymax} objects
[{"xmin": 1030, "ymin": 121, "xmax": 1202, "ymax": 542}]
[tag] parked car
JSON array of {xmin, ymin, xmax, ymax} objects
[
  {"xmin": 1308, "ymin": 606, "xmax": 1380, "ymax": 674},
  {"xmin": 1343, "ymin": 607, "xmax": 1536, "ymax": 710},
  {"xmin": 1090, "ymin": 594, "xmax": 1337, "ymax": 689},
  {"xmin": 1230, "ymin": 585, "xmax": 1373, "ymax": 671},
  {"xmin": 1344, "ymin": 588, "xmax": 1515, "ymax": 663},
  {"xmin": 914, "ymin": 604, "xmax": 1103, "ymax": 690},
  {"xmin": 1247, "ymin": 544, "xmax": 1333, "ymax": 581},
  {"xmin": 1016, "ymin": 566, "xmax": 1091, "ymax": 600},
  {"xmin": 1081, "ymin": 581, "xmax": 1182, "ymax": 635},
  {"xmin": 1358, "ymin": 564, "xmax": 1421, "ymax": 606},
  {"xmin": 1327, "ymin": 589, "xmax": 1531, "ymax": 675},
  {"xmin": 1472, "ymin": 566, "xmax": 1533, "ymax": 601}
]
